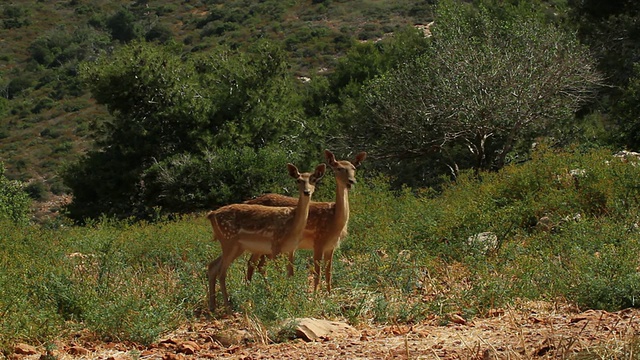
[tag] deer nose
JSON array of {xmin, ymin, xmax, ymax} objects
[
  {"xmin": 348, "ymin": 178, "xmax": 356, "ymax": 185},
  {"xmin": 303, "ymin": 189, "xmax": 311, "ymax": 196}
]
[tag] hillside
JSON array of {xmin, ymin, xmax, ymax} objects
[{"xmin": 0, "ymin": 0, "xmax": 433, "ymax": 199}]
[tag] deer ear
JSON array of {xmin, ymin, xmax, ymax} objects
[
  {"xmin": 324, "ymin": 149, "xmax": 338, "ymax": 167},
  {"xmin": 353, "ymin": 152, "xmax": 367, "ymax": 167},
  {"xmin": 314, "ymin": 163, "xmax": 326, "ymax": 180},
  {"xmin": 287, "ymin": 163, "xmax": 300, "ymax": 178}
]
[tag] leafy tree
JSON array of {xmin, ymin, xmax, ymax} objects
[
  {"xmin": 567, "ymin": 0, "xmax": 640, "ymax": 149},
  {"xmin": 611, "ymin": 63, "xmax": 640, "ymax": 148},
  {"xmin": 194, "ymin": 41, "xmax": 308, "ymax": 150},
  {"xmin": 64, "ymin": 41, "xmax": 312, "ymax": 220},
  {"xmin": 141, "ymin": 146, "xmax": 303, "ymax": 213},
  {"xmin": 0, "ymin": 163, "xmax": 31, "ymax": 225},
  {"xmin": 81, "ymin": 42, "xmax": 208, "ymax": 160},
  {"xmin": 348, "ymin": 0, "xmax": 601, "ymax": 186},
  {"xmin": 326, "ymin": 26, "xmax": 430, "ymax": 105},
  {"xmin": 107, "ymin": 8, "xmax": 142, "ymax": 43},
  {"xmin": 307, "ymin": 26, "xmax": 430, "ymax": 148},
  {"xmin": 569, "ymin": 0, "xmax": 640, "ymax": 89},
  {"xmin": 65, "ymin": 42, "xmax": 208, "ymax": 220}
]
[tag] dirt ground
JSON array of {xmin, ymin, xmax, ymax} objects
[{"xmin": 9, "ymin": 301, "xmax": 640, "ymax": 360}]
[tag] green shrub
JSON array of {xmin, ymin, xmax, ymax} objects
[
  {"xmin": 53, "ymin": 141, "xmax": 73, "ymax": 154},
  {"xmin": 200, "ymin": 21, "xmax": 239, "ymax": 38},
  {"xmin": 48, "ymin": 178, "xmax": 68, "ymax": 196},
  {"xmin": 346, "ymin": 147, "xmax": 640, "ymax": 314},
  {"xmin": 61, "ymin": 98, "xmax": 88, "ymax": 112},
  {"xmin": 145, "ymin": 24, "xmax": 174, "ymax": 44},
  {"xmin": 0, "ymin": 216, "xmax": 214, "ymax": 352},
  {"xmin": 40, "ymin": 128, "xmax": 62, "ymax": 139},
  {"xmin": 7, "ymin": 77, "xmax": 33, "ymax": 99},
  {"xmin": 32, "ymin": 97, "xmax": 55, "ymax": 114},
  {"xmin": 0, "ymin": 163, "xmax": 31, "ymax": 224},
  {"xmin": 24, "ymin": 180, "xmax": 48, "ymax": 201},
  {"xmin": 2, "ymin": 5, "xmax": 30, "ymax": 29},
  {"xmin": 0, "ymin": 223, "xmax": 67, "ymax": 351},
  {"xmin": 154, "ymin": 4, "xmax": 177, "ymax": 16},
  {"xmin": 107, "ymin": 8, "xmax": 142, "ymax": 43},
  {"xmin": 0, "ymin": 97, "xmax": 8, "ymax": 118},
  {"xmin": 141, "ymin": 146, "xmax": 304, "ymax": 213},
  {"xmin": 232, "ymin": 257, "xmax": 324, "ymax": 322}
]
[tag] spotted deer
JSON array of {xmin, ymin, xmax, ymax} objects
[
  {"xmin": 206, "ymin": 163, "xmax": 325, "ymax": 312},
  {"xmin": 245, "ymin": 150, "xmax": 366, "ymax": 292}
]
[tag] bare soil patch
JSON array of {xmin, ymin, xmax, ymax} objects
[{"xmin": 9, "ymin": 302, "xmax": 640, "ymax": 359}]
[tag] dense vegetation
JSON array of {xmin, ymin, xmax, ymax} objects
[
  {"xmin": 2, "ymin": 0, "xmax": 639, "ymax": 217},
  {"xmin": 2, "ymin": 147, "xmax": 640, "ymax": 353},
  {"xmin": 2, "ymin": 0, "xmax": 640, "ymax": 355},
  {"xmin": 0, "ymin": 0, "xmax": 434, "ymax": 203}
]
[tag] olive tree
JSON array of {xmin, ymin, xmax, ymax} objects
[{"xmin": 354, "ymin": 0, "xmax": 601, "ymax": 184}]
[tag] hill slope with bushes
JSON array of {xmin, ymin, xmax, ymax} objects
[{"xmin": 0, "ymin": 0, "xmax": 433, "ymax": 204}]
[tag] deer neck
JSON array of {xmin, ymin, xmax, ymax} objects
[
  {"xmin": 334, "ymin": 183, "xmax": 350, "ymax": 228},
  {"xmin": 292, "ymin": 192, "xmax": 312, "ymax": 234}
]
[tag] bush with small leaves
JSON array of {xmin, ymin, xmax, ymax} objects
[{"xmin": 0, "ymin": 163, "xmax": 31, "ymax": 224}]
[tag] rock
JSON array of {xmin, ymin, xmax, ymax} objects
[
  {"xmin": 13, "ymin": 343, "xmax": 38, "ymax": 355},
  {"xmin": 569, "ymin": 168, "xmax": 586, "ymax": 177},
  {"xmin": 536, "ymin": 216, "xmax": 553, "ymax": 232},
  {"xmin": 158, "ymin": 339, "xmax": 177, "ymax": 349},
  {"xmin": 162, "ymin": 353, "xmax": 185, "ymax": 360},
  {"xmin": 177, "ymin": 340, "xmax": 200, "ymax": 355},
  {"xmin": 105, "ymin": 355, "xmax": 129, "ymax": 360},
  {"xmin": 449, "ymin": 314, "xmax": 467, "ymax": 325},
  {"xmin": 614, "ymin": 150, "xmax": 640, "ymax": 162},
  {"xmin": 67, "ymin": 346, "xmax": 90, "ymax": 356},
  {"xmin": 212, "ymin": 329, "xmax": 252, "ymax": 347},
  {"xmin": 288, "ymin": 318, "xmax": 357, "ymax": 342},
  {"xmin": 414, "ymin": 22, "xmax": 434, "ymax": 37},
  {"xmin": 466, "ymin": 232, "xmax": 498, "ymax": 254}
]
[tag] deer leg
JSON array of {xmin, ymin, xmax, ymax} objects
[
  {"xmin": 219, "ymin": 247, "xmax": 244, "ymax": 312},
  {"xmin": 286, "ymin": 251, "xmax": 295, "ymax": 277},
  {"xmin": 312, "ymin": 249, "xmax": 323, "ymax": 292},
  {"xmin": 246, "ymin": 254, "xmax": 262, "ymax": 282},
  {"xmin": 324, "ymin": 249, "xmax": 335, "ymax": 293},
  {"xmin": 219, "ymin": 267, "xmax": 231, "ymax": 312},
  {"xmin": 257, "ymin": 255, "xmax": 267, "ymax": 277},
  {"xmin": 207, "ymin": 256, "xmax": 222, "ymax": 312}
]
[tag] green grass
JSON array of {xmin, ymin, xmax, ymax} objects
[
  {"xmin": 2, "ymin": 147, "xmax": 640, "ymax": 353},
  {"xmin": 0, "ymin": 216, "xmax": 214, "ymax": 349}
]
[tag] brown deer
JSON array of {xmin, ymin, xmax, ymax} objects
[
  {"xmin": 245, "ymin": 150, "xmax": 367, "ymax": 292},
  {"xmin": 206, "ymin": 163, "xmax": 326, "ymax": 312}
]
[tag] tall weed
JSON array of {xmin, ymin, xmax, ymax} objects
[{"xmin": 0, "ymin": 215, "xmax": 214, "ymax": 351}]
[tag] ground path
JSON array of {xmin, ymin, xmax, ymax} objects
[{"xmin": 10, "ymin": 301, "xmax": 640, "ymax": 359}]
